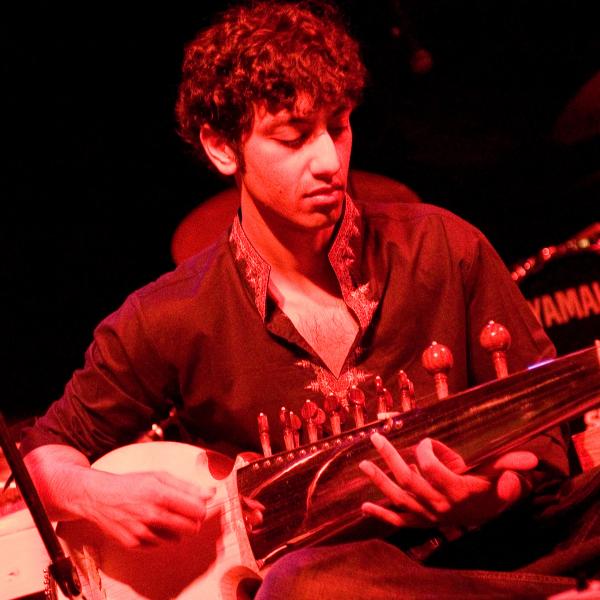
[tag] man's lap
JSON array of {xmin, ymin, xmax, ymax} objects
[
  {"xmin": 256, "ymin": 539, "xmax": 576, "ymax": 599},
  {"xmin": 256, "ymin": 468, "xmax": 600, "ymax": 599}
]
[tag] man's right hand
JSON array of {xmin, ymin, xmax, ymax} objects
[
  {"xmin": 77, "ymin": 469, "xmax": 215, "ymax": 548},
  {"xmin": 24, "ymin": 444, "xmax": 215, "ymax": 549}
]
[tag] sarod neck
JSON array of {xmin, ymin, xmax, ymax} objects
[{"xmin": 237, "ymin": 344, "xmax": 600, "ymax": 565}]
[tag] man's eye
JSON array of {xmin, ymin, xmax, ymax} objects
[{"xmin": 277, "ymin": 135, "xmax": 307, "ymax": 148}]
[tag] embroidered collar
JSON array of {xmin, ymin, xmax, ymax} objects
[
  {"xmin": 229, "ymin": 214, "xmax": 271, "ymax": 320},
  {"xmin": 229, "ymin": 196, "xmax": 379, "ymax": 328}
]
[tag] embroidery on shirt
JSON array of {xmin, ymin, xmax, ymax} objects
[
  {"xmin": 229, "ymin": 216, "xmax": 270, "ymax": 320},
  {"xmin": 329, "ymin": 197, "xmax": 379, "ymax": 330},
  {"xmin": 297, "ymin": 348, "xmax": 373, "ymax": 408},
  {"xmin": 348, "ymin": 283, "xmax": 379, "ymax": 331}
]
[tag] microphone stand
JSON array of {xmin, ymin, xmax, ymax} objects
[{"xmin": 0, "ymin": 411, "xmax": 81, "ymax": 599}]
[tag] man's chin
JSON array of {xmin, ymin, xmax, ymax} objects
[
  {"xmin": 282, "ymin": 212, "xmax": 338, "ymax": 236},
  {"xmin": 305, "ymin": 207, "xmax": 342, "ymax": 230},
  {"xmin": 308, "ymin": 198, "xmax": 343, "ymax": 222}
]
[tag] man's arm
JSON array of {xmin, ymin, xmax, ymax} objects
[{"xmin": 24, "ymin": 444, "xmax": 214, "ymax": 548}]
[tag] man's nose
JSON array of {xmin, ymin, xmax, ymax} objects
[{"xmin": 309, "ymin": 132, "xmax": 341, "ymax": 177}]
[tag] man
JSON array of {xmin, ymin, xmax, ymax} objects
[{"xmin": 21, "ymin": 1, "xmax": 587, "ymax": 597}]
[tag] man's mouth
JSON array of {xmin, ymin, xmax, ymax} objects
[{"xmin": 305, "ymin": 185, "xmax": 344, "ymax": 198}]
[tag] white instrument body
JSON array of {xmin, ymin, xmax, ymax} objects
[
  {"xmin": 56, "ymin": 442, "xmax": 261, "ymax": 600},
  {"xmin": 0, "ymin": 508, "xmax": 50, "ymax": 600}
]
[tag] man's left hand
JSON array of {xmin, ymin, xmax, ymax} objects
[{"xmin": 359, "ymin": 432, "xmax": 538, "ymax": 531}]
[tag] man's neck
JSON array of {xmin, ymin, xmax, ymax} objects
[
  {"xmin": 239, "ymin": 198, "xmax": 337, "ymax": 283},
  {"xmin": 238, "ymin": 195, "xmax": 358, "ymax": 375}
]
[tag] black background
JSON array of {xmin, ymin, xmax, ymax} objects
[{"xmin": 3, "ymin": 1, "xmax": 599, "ymax": 423}]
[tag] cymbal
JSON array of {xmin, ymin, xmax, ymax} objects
[
  {"xmin": 553, "ymin": 69, "xmax": 600, "ymax": 145},
  {"xmin": 171, "ymin": 186, "xmax": 240, "ymax": 266}
]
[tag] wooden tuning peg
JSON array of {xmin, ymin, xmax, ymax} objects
[
  {"xmin": 374, "ymin": 376, "xmax": 394, "ymax": 418},
  {"xmin": 480, "ymin": 320, "xmax": 511, "ymax": 379},
  {"xmin": 315, "ymin": 407, "xmax": 326, "ymax": 438},
  {"xmin": 397, "ymin": 370, "xmax": 416, "ymax": 412},
  {"xmin": 290, "ymin": 411, "xmax": 302, "ymax": 448},
  {"xmin": 257, "ymin": 412, "xmax": 272, "ymax": 457},
  {"xmin": 324, "ymin": 393, "xmax": 346, "ymax": 436},
  {"xmin": 347, "ymin": 385, "xmax": 367, "ymax": 428},
  {"xmin": 421, "ymin": 341, "xmax": 454, "ymax": 399},
  {"xmin": 301, "ymin": 399, "xmax": 321, "ymax": 443},
  {"xmin": 279, "ymin": 407, "xmax": 302, "ymax": 450}
]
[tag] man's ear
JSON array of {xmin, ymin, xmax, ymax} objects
[{"xmin": 200, "ymin": 125, "xmax": 239, "ymax": 176}]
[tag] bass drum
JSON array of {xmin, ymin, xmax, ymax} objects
[{"xmin": 513, "ymin": 224, "xmax": 600, "ymax": 356}]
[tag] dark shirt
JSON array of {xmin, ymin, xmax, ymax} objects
[{"xmin": 21, "ymin": 198, "xmax": 567, "ymax": 481}]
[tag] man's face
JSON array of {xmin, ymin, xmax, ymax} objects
[{"xmin": 237, "ymin": 100, "xmax": 353, "ymax": 235}]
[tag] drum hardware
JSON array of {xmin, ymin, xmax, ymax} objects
[{"xmin": 511, "ymin": 224, "xmax": 599, "ymax": 284}]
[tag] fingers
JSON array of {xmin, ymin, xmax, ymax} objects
[
  {"xmin": 153, "ymin": 470, "xmax": 216, "ymax": 500},
  {"xmin": 361, "ymin": 501, "xmax": 431, "ymax": 528},
  {"xmin": 428, "ymin": 439, "xmax": 466, "ymax": 473},
  {"xmin": 359, "ymin": 459, "xmax": 437, "ymax": 522},
  {"xmin": 492, "ymin": 451, "xmax": 538, "ymax": 472},
  {"xmin": 241, "ymin": 495, "xmax": 265, "ymax": 530},
  {"xmin": 106, "ymin": 507, "xmax": 205, "ymax": 548},
  {"xmin": 149, "ymin": 505, "xmax": 205, "ymax": 536},
  {"xmin": 152, "ymin": 471, "xmax": 216, "ymax": 522},
  {"xmin": 108, "ymin": 520, "xmax": 157, "ymax": 549},
  {"xmin": 92, "ymin": 471, "xmax": 217, "ymax": 548},
  {"xmin": 362, "ymin": 434, "xmax": 488, "ymax": 526},
  {"xmin": 496, "ymin": 470, "xmax": 526, "ymax": 504},
  {"xmin": 414, "ymin": 438, "xmax": 489, "ymax": 502},
  {"xmin": 369, "ymin": 433, "xmax": 449, "ymax": 512},
  {"xmin": 474, "ymin": 451, "xmax": 538, "ymax": 488},
  {"xmin": 106, "ymin": 515, "xmax": 197, "ymax": 548},
  {"xmin": 361, "ymin": 433, "xmax": 536, "ymax": 532}
]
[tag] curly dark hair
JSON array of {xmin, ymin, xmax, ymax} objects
[{"xmin": 175, "ymin": 1, "xmax": 367, "ymax": 164}]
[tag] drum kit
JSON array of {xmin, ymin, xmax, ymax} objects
[{"xmin": 511, "ymin": 223, "xmax": 600, "ymax": 472}]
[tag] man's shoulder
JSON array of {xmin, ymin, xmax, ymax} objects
[
  {"xmin": 361, "ymin": 200, "xmax": 484, "ymax": 243},
  {"xmin": 151, "ymin": 234, "xmax": 229, "ymax": 288},
  {"xmin": 118, "ymin": 235, "xmax": 233, "ymax": 320}
]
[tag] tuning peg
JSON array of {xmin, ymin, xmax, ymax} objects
[
  {"xmin": 422, "ymin": 341, "xmax": 453, "ymax": 399},
  {"xmin": 398, "ymin": 370, "xmax": 416, "ymax": 412},
  {"xmin": 324, "ymin": 393, "xmax": 345, "ymax": 435},
  {"xmin": 347, "ymin": 385, "xmax": 366, "ymax": 428},
  {"xmin": 290, "ymin": 411, "xmax": 302, "ymax": 448},
  {"xmin": 301, "ymin": 399, "xmax": 321, "ymax": 443},
  {"xmin": 257, "ymin": 413, "xmax": 272, "ymax": 457},
  {"xmin": 480, "ymin": 320, "xmax": 511, "ymax": 379},
  {"xmin": 314, "ymin": 407, "xmax": 327, "ymax": 438},
  {"xmin": 374, "ymin": 376, "xmax": 394, "ymax": 418},
  {"xmin": 279, "ymin": 407, "xmax": 302, "ymax": 451}
]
